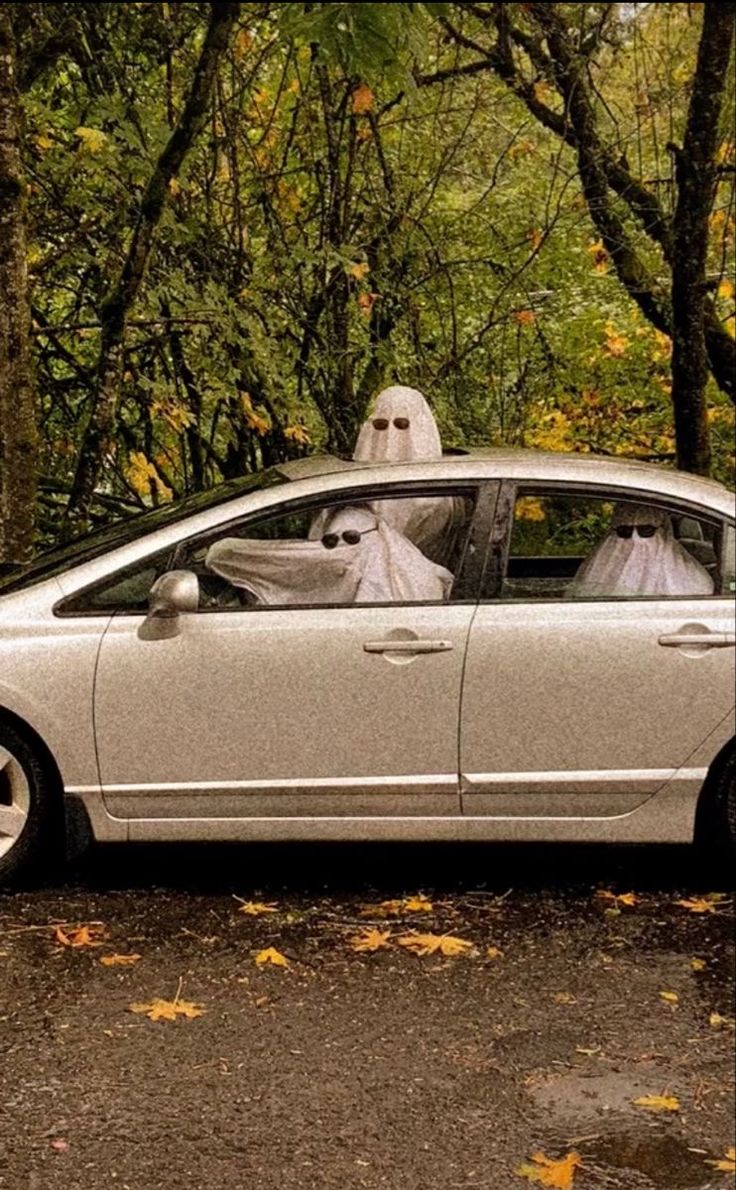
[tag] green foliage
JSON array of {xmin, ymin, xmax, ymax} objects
[{"xmin": 9, "ymin": 0, "xmax": 735, "ymax": 543}]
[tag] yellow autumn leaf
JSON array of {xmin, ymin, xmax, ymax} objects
[
  {"xmin": 284, "ymin": 424, "xmax": 311, "ymax": 445},
  {"xmin": 706, "ymin": 1147, "xmax": 736, "ymax": 1172},
  {"xmin": 595, "ymin": 890, "xmax": 638, "ymax": 908},
  {"xmin": 633, "ymin": 1094, "xmax": 680, "ymax": 1112},
  {"xmin": 531, "ymin": 80, "xmax": 552, "ymax": 104},
  {"xmin": 75, "ymin": 126, "xmax": 107, "ymax": 152},
  {"xmin": 238, "ymin": 901, "xmax": 278, "ymax": 916},
  {"xmin": 397, "ymin": 932, "xmax": 473, "ymax": 958},
  {"xmin": 515, "ymin": 496, "xmax": 546, "ymax": 522},
  {"xmin": 54, "ymin": 924, "xmax": 106, "ymax": 948},
  {"xmin": 527, "ymin": 227, "xmax": 543, "ymax": 250},
  {"xmin": 691, "ymin": 958, "xmax": 706, "ymax": 971},
  {"xmin": 403, "ymin": 895, "xmax": 433, "ymax": 913},
  {"xmin": 240, "ymin": 393, "xmax": 271, "ymax": 436},
  {"xmin": 486, "ymin": 946, "xmax": 504, "ymax": 959},
  {"xmin": 35, "ymin": 133, "xmax": 54, "ymax": 151},
  {"xmin": 604, "ymin": 329, "xmax": 629, "ymax": 358},
  {"xmin": 659, "ymin": 991, "xmax": 679, "ymax": 1004},
  {"xmin": 514, "ymin": 309, "xmax": 536, "ymax": 326},
  {"xmin": 347, "ymin": 261, "xmax": 370, "ymax": 281},
  {"xmin": 361, "ymin": 899, "xmax": 405, "ymax": 917},
  {"xmin": 717, "ymin": 278, "xmax": 734, "ymax": 300},
  {"xmin": 587, "ymin": 239, "xmax": 608, "ymax": 273},
  {"xmin": 168, "ymin": 177, "xmax": 182, "ymax": 197},
  {"xmin": 516, "ymin": 1150, "xmax": 582, "ymax": 1189},
  {"xmin": 254, "ymin": 947, "xmax": 289, "ymax": 968},
  {"xmin": 709, "ymin": 1012, "xmax": 735, "ymax": 1028},
  {"xmin": 357, "ymin": 291, "xmax": 378, "ymax": 317},
  {"xmin": 99, "ymin": 953, "xmax": 142, "ymax": 967},
  {"xmin": 124, "ymin": 451, "xmax": 172, "ymax": 502},
  {"xmin": 350, "ymin": 928, "xmax": 392, "ymax": 953},
  {"xmin": 129, "ymin": 998, "xmax": 205, "ymax": 1022},
  {"xmin": 351, "ymin": 82, "xmax": 374, "ymax": 114},
  {"xmin": 674, "ymin": 897, "xmax": 718, "ymax": 914}
]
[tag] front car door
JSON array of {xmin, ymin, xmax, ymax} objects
[
  {"xmin": 460, "ymin": 482, "xmax": 736, "ymax": 822},
  {"xmin": 90, "ymin": 481, "xmax": 491, "ymax": 824}
]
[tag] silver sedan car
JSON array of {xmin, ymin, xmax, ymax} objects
[{"xmin": 1, "ymin": 449, "xmax": 734, "ymax": 885}]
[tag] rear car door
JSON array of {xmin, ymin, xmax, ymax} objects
[{"xmin": 460, "ymin": 484, "xmax": 736, "ymax": 818}]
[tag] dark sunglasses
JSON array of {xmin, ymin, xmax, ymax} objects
[
  {"xmin": 372, "ymin": 417, "xmax": 410, "ymax": 430},
  {"xmin": 321, "ymin": 527, "xmax": 378, "ymax": 549},
  {"xmin": 615, "ymin": 524, "xmax": 658, "ymax": 539}
]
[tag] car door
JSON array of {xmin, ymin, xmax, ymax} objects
[
  {"xmin": 460, "ymin": 484, "xmax": 736, "ymax": 817},
  {"xmin": 93, "ymin": 483, "xmax": 488, "ymax": 821}
]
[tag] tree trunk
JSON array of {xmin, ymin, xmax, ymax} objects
[
  {"xmin": 65, "ymin": 0, "xmax": 239, "ymax": 531},
  {"xmin": 0, "ymin": 3, "xmax": 37, "ymax": 565},
  {"xmin": 669, "ymin": 2, "xmax": 735, "ymax": 475}
]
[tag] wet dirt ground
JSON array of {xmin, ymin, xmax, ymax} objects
[{"xmin": 1, "ymin": 842, "xmax": 734, "ymax": 1190}]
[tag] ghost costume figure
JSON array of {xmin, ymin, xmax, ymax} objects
[
  {"xmin": 352, "ymin": 385, "xmax": 460, "ymax": 564},
  {"xmin": 569, "ymin": 503, "xmax": 714, "ymax": 598},
  {"xmin": 205, "ymin": 505, "xmax": 454, "ymax": 605}
]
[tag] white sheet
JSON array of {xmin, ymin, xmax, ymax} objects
[
  {"xmin": 205, "ymin": 505, "xmax": 454, "ymax": 605},
  {"xmin": 569, "ymin": 503, "xmax": 714, "ymax": 598}
]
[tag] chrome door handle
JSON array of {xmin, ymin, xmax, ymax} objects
[
  {"xmin": 658, "ymin": 632, "xmax": 735, "ymax": 648},
  {"xmin": 363, "ymin": 640, "xmax": 454, "ymax": 654}
]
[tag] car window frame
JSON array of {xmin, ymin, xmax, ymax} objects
[
  {"xmin": 53, "ymin": 479, "xmax": 499, "ymax": 616},
  {"xmin": 484, "ymin": 479, "xmax": 732, "ymax": 603},
  {"xmin": 171, "ymin": 479, "xmax": 497, "ymax": 613}
]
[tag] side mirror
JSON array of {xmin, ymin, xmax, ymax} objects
[{"xmin": 140, "ymin": 570, "xmax": 199, "ymax": 639}]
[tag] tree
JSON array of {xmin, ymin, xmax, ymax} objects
[
  {"xmin": 64, "ymin": 0, "xmax": 240, "ymax": 530},
  {"xmin": 440, "ymin": 1, "xmax": 736, "ymax": 473},
  {"xmin": 0, "ymin": 3, "xmax": 37, "ymax": 565}
]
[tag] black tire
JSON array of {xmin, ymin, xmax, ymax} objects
[
  {"xmin": 708, "ymin": 745, "xmax": 736, "ymax": 859},
  {"xmin": 0, "ymin": 721, "xmax": 61, "ymax": 889}
]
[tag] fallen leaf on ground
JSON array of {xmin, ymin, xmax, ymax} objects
[
  {"xmin": 360, "ymin": 895, "xmax": 432, "ymax": 916},
  {"xmin": 254, "ymin": 947, "xmax": 289, "ymax": 967},
  {"xmin": 54, "ymin": 925, "xmax": 106, "ymax": 948},
  {"xmin": 595, "ymin": 890, "xmax": 638, "ymax": 907},
  {"xmin": 238, "ymin": 901, "xmax": 278, "ymax": 916},
  {"xmin": 129, "ymin": 998, "xmax": 205, "ymax": 1022},
  {"xmin": 99, "ymin": 953, "xmax": 141, "ymax": 967},
  {"xmin": 659, "ymin": 991, "xmax": 679, "ymax": 1004},
  {"xmin": 397, "ymin": 933, "xmax": 473, "ymax": 958},
  {"xmin": 361, "ymin": 899, "xmax": 404, "ymax": 917},
  {"xmin": 674, "ymin": 897, "xmax": 718, "ymax": 914},
  {"xmin": 691, "ymin": 958, "xmax": 706, "ymax": 971},
  {"xmin": 350, "ymin": 929, "xmax": 392, "ymax": 953},
  {"xmin": 516, "ymin": 1149, "xmax": 582, "ymax": 1188},
  {"xmin": 553, "ymin": 992, "xmax": 576, "ymax": 1005},
  {"xmin": 486, "ymin": 946, "xmax": 504, "ymax": 959},
  {"xmin": 709, "ymin": 1012, "xmax": 735, "ymax": 1028},
  {"xmin": 706, "ymin": 1147, "xmax": 736, "ymax": 1173},
  {"xmin": 633, "ymin": 1094, "xmax": 679, "ymax": 1112},
  {"xmin": 50, "ymin": 1138, "xmax": 69, "ymax": 1153}
]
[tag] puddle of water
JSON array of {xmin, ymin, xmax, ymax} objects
[{"xmin": 580, "ymin": 1131, "xmax": 719, "ymax": 1190}]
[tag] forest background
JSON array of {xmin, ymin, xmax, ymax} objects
[{"xmin": 0, "ymin": 0, "xmax": 734, "ymax": 564}]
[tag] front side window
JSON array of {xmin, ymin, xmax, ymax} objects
[
  {"xmin": 501, "ymin": 490, "xmax": 723, "ymax": 601},
  {"xmin": 177, "ymin": 487, "xmax": 476, "ymax": 609}
]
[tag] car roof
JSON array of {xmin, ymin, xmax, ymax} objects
[{"xmin": 276, "ymin": 449, "xmax": 735, "ymax": 515}]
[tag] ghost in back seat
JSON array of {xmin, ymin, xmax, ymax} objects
[
  {"xmin": 325, "ymin": 386, "xmax": 461, "ymax": 566},
  {"xmin": 569, "ymin": 503, "xmax": 714, "ymax": 598}
]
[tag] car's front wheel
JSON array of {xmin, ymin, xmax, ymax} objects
[{"xmin": 0, "ymin": 722, "xmax": 59, "ymax": 888}]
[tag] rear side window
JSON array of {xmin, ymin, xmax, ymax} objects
[{"xmin": 500, "ymin": 491, "xmax": 725, "ymax": 600}]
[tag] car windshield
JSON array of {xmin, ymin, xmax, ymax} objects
[{"xmin": 0, "ymin": 468, "xmax": 286, "ymax": 596}]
